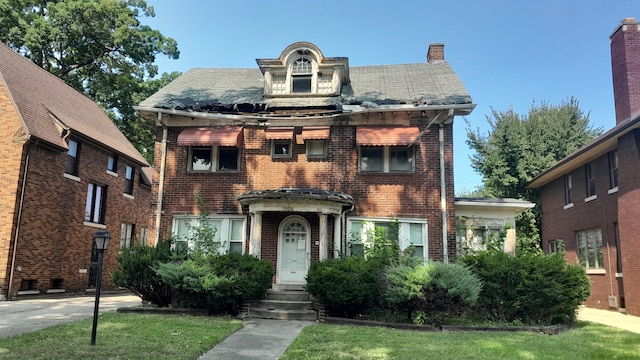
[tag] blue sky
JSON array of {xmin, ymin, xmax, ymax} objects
[{"xmin": 142, "ymin": 0, "xmax": 639, "ymax": 193}]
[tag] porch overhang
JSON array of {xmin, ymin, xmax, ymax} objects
[{"xmin": 237, "ymin": 188, "xmax": 354, "ymax": 214}]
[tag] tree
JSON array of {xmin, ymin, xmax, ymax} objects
[
  {"xmin": 0, "ymin": 0, "xmax": 179, "ymax": 161},
  {"xmin": 466, "ymin": 98, "xmax": 602, "ymax": 250}
]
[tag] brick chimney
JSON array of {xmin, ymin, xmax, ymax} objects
[
  {"xmin": 427, "ymin": 43, "xmax": 445, "ymax": 63},
  {"xmin": 611, "ymin": 17, "xmax": 640, "ymax": 124}
]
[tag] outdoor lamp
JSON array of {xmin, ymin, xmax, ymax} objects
[{"xmin": 91, "ymin": 229, "xmax": 111, "ymax": 345}]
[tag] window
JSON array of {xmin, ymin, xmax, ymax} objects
[
  {"xmin": 348, "ymin": 218, "xmax": 427, "ymax": 261},
  {"xmin": 272, "ymin": 74, "xmax": 286, "ymax": 94},
  {"xmin": 306, "ymin": 140, "xmax": 327, "ymax": 158},
  {"xmin": 85, "ymin": 183, "xmax": 107, "ymax": 224},
  {"xmin": 614, "ymin": 223, "xmax": 622, "ymax": 274},
  {"xmin": 318, "ymin": 73, "xmax": 333, "ymax": 94},
  {"xmin": 188, "ymin": 146, "xmax": 239, "ymax": 172},
  {"xmin": 456, "ymin": 225, "xmax": 502, "ymax": 254},
  {"xmin": 576, "ymin": 228, "xmax": 604, "ymax": 270},
  {"xmin": 564, "ymin": 174, "xmax": 573, "ymax": 205},
  {"xmin": 124, "ymin": 165, "xmax": 134, "ymax": 195},
  {"xmin": 65, "ymin": 139, "xmax": 80, "ymax": 176},
  {"xmin": 140, "ymin": 227, "xmax": 148, "ymax": 246},
  {"xmin": 549, "ymin": 239, "xmax": 563, "ymax": 253},
  {"xmin": 272, "ymin": 140, "xmax": 291, "ymax": 158},
  {"xmin": 359, "ymin": 146, "xmax": 414, "ymax": 173},
  {"xmin": 291, "ymin": 58, "xmax": 312, "ymax": 93},
  {"xmin": 172, "ymin": 216, "xmax": 246, "ymax": 255},
  {"xmin": 585, "ymin": 163, "xmax": 596, "ymax": 197},
  {"xmin": 107, "ymin": 156, "xmax": 118, "ymax": 173},
  {"xmin": 609, "ymin": 150, "xmax": 619, "ymax": 189},
  {"xmin": 120, "ymin": 223, "xmax": 135, "ymax": 248}
]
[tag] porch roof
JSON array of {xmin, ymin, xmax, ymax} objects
[{"xmin": 237, "ymin": 188, "xmax": 354, "ymax": 207}]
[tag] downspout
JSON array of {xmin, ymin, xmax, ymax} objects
[
  {"xmin": 440, "ymin": 123, "xmax": 448, "ymax": 263},
  {"xmin": 154, "ymin": 112, "xmax": 167, "ymax": 246},
  {"xmin": 7, "ymin": 142, "xmax": 32, "ymax": 300},
  {"xmin": 341, "ymin": 204, "xmax": 355, "ymax": 257}
]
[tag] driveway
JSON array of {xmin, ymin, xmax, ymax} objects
[{"xmin": 0, "ymin": 293, "xmax": 141, "ymax": 339}]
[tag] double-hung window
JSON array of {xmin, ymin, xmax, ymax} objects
[
  {"xmin": 188, "ymin": 146, "xmax": 239, "ymax": 172},
  {"xmin": 359, "ymin": 146, "xmax": 414, "ymax": 172},
  {"xmin": 124, "ymin": 165, "xmax": 134, "ymax": 195},
  {"xmin": 347, "ymin": 218, "xmax": 427, "ymax": 261},
  {"xmin": 107, "ymin": 156, "xmax": 118, "ymax": 174},
  {"xmin": 564, "ymin": 174, "xmax": 573, "ymax": 206},
  {"xmin": 120, "ymin": 223, "xmax": 135, "ymax": 248},
  {"xmin": 172, "ymin": 215, "xmax": 246, "ymax": 255},
  {"xmin": 291, "ymin": 58, "xmax": 312, "ymax": 93},
  {"xmin": 576, "ymin": 228, "xmax": 604, "ymax": 272},
  {"xmin": 609, "ymin": 150, "xmax": 619, "ymax": 190},
  {"xmin": 585, "ymin": 162, "xmax": 597, "ymax": 198},
  {"xmin": 65, "ymin": 139, "xmax": 81, "ymax": 176},
  {"xmin": 85, "ymin": 183, "xmax": 107, "ymax": 224}
]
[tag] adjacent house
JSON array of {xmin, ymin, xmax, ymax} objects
[
  {"xmin": 0, "ymin": 42, "xmax": 152, "ymax": 299},
  {"xmin": 528, "ymin": 18, "xmax": 640, "ymax": 316},
  {"xmin": 135, "ymin": 42, "xmax": 475, "ymax": 286}
]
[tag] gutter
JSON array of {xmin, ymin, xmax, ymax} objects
[
  {"xmin": 154, "ymin": 113, "xmax": 168, "ymax": 246},
  {"xmin": 439, "ymin": 123, "xmax": 448, "ymax": 263}
]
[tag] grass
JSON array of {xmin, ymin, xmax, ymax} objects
[
  {"xmin": 281, "ymin": 322, "xmax": 640, "ymax": 360},
  {"xmin": 0, "ymin": 313, "xmax": 242, "ymax": 360}
]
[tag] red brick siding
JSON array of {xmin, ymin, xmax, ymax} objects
[
  {"xmin": 611, "ymin": 21, "xmax": 640, "ymax": 124},
  {"xmin": 150, "ymin": 122, "xmax": 456, "ymax": 263}
]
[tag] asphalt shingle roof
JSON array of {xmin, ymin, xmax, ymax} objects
[
  {"xmin": 0, "ymin": 42, "xmax": 148, "ymax": 166},
  {"xmin": 138, "ymin": 62, "xmax": 472, "ymax": 110}
]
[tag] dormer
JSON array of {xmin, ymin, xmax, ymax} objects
[{"xmin": 257, "ymin": 42, "xmax": 349, "ymax": 97}]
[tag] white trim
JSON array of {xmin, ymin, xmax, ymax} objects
[
  {"xmin": 586, "ymin": 269, "xmax": 606, "ymax": 275},
  {"xmin": 584, "ymin": 195, "xmax": 597, "ymax": 203},
  {"xmin": 171, "ymin": 215, "xmax": 247, "ymax": 255},
  {"xmin": 608, "ymin": 187, "xmax": 619, "ymax": 194},
  {"xmin": 63, "ymin": 173, "xmax": 81, "ymax": 182},
  {"xmin": 615, "ymin": 272, "xmax": 623, "ymax": 278},
  {"xmin": 123, "ymin": 193, "xmax": 135, "ymax": 200},
  {"xmin": 277, "ymin": 215, "xmax": 310, "ymax": 284},
  {"xmin": 47, "ymin": 289, "xmax": 66, "ymax": 294},
  {"xmin": 83, "ymin": 221, "xmax": 107, "ymax": 229},
  {"xmin": 563, "ymin": 203, "xmax": 574, "ymax": 210},
  {"xmin": 106, "ymin": 170, "xmax": 118, "ymax": 177},
  {"xmin": 346, "ymin": 216, "xmax": 428, "ymax": 262},
  {"xmin": 17, "ymin": 290, "xmax": 40, "ymax": 295}
]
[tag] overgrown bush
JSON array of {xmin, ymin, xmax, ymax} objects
[
  {"xmin": 112, "ymin": 238, "xmax": 176, "ymax": 307},
  {"xmin": 383, "ymin": 262, "xmax": 482, "ymax": 325},
  {"xmin": 305, "ymin": 256, "xmax": 385, "ymax": 318},
  {"xmin": 459, "ymin": 250, "xmax": 590, "ymax": 325}
]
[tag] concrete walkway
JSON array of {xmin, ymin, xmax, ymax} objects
[
  {"xmin": 198, "ymin": 319, "xmax": 313, "ymax": 360},
  {"xmin": 577, "ymin": 306, "xmax": 640, "ymax": 334}
]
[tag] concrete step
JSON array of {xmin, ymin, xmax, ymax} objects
[
  {"xmin": 259, "ymin": 299, "xmax": 313, "ymax": 311},
  {"xmin": 248, "ymin": 307, "xmax": 318, "ymax": 321},
  {"xmin": 271, "ymin": 283, "xmax": 306, "ymax": 291},
  {"xmin": 266, "ymin": 289, "xmax": 310, "ymax": 302}
]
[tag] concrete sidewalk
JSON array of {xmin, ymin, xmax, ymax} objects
[
  {"xmin": 577, "ymin": 307, "xmax": 640, "ymax": 334},
  {"xmin": 198, "ymin": 319, "xmax": 313, "ymax": 360}
]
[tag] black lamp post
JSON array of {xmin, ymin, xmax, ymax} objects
[{"xmin": 91, "ymin": 229, "xmax": 110, "ymax": 346}]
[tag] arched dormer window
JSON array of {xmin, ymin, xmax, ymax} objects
[{"xmin": 291, "ymin": 58, "xmax": 312, "ymax": 93}]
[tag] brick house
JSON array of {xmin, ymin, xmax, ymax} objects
[
  {"xmin": 136, "ymin": 42, "xmax": 474, "ymax": 286},
  {"xmin": 0, "ymin": 42, "xmax": 152, "ymax": 299},
  {"xmin": 528, "ymin": 18, "xmax": 640, "ymax": 315}
]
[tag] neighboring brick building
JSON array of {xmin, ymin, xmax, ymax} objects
[
  {"xmin": 0, "ymin": 42, "xmax": 152, "ymax": 299},
  {"xmin": 136, "ymin": 42, "xmax": 474, "ymax": 286},
  {"xmin": 528, "ymin": 18, "xmax": 640, "ymax": 315}
]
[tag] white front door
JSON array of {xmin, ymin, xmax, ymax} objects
[{"xmin": 277, "ymin": 216, "xmax": 310, "ymax": 284}]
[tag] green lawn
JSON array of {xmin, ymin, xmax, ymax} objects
[
  {"xmin": 0, "ymin": 313, "xmax": 242, "ymax": 360},
  {"xmin": 281, "ymin": 322, "xmax": 640, "ymax": 360}
]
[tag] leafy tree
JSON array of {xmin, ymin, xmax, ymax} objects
[
  {"xmin": 0, "ymin": 0, "xmax": 179, "ymax": 161},
  {"xmin": 466, "ymin": 98, "xmax": 602, "ymax": 250}
]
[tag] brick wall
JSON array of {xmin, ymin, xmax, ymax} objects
[
  {"xmin": 6, "ymin": 138, "xmax": 151, "ymax": 297},
  {"xmin": 540, "ymin": 149, "xmax": 621, "ymax": 310},
  {"xmin": 151, "ymin": 121, "xmax": 456, "ymax": 263},
  {"xmin": 611, "ymin": 19, "xmax": 640, "ymax": 124}
]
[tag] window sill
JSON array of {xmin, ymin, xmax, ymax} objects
[
  {"xmin": 63, "ymin": 173, "xmax": 81, "ymax": 182},
  {"xmin": 584, "ymin": 195, "xmax": 597, "ymax": 203},
  {"xmin": 563, "ymin": 203, "xmax": 574, "ymax": 210},
  {"xmin": 107, "ymin": 170, "xmax": 118, "ymax": 177},
  {"xmin": 83, "ymin": 221, "xmax": 107, "ymax": 229},
  {"xmin": 586, "ymin": 269, "xmax": 606, "ymax": 275},
  {"xmin": 47, "ymin": 289, "xmax": 66, "ymax": 294},
  {"xmin": 616, "ymin": 272, "xmax": 623, "ymax": 278},
  {"xmin": 608, "ymin": 187, "xmax": 619, "ymax": 195},
  {"xmin": 18, "ymin": 290, "xmax": 40, "ymax": 295},
  {"xmin": 123, "ymin": 193, "xmax": 134, "ymax": 200}
]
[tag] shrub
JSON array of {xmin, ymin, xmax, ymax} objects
[
  {"xmin": 112, "ymin": 239, "xmax": 175, "ymax": 307},
  {"xmin": 459, "ymin": 250, "xmax": 590, "ymax": 325},
  {"xmin": 305, "ymin": 256, "xmax": 384, "ymax": 318},
  {"xmin": 383, "ymin": 262, "xmax": 482, "ymax": 325}
]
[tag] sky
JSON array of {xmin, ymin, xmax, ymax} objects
[{"xmin": 141, "ymin": 0, "xmax": 639, "ymax": 194}]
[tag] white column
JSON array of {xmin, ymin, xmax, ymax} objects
[
  {"xmin": 249, "ymin": 211, "xmax": 262, "ymax": 257},
  {"xmin": 333, "ymin": 214, "xmax": 341, "ymax": 258},
  {"xmin": 319, "ymin": 213, "xmax": 328, "ymax": 261}
]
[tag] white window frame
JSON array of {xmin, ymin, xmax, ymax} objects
[
  {"xmin": 84, "ymin": 183, "xmax": 106, "ymax": 224},
  {"xmin": 188, "ymin": 146, "xmax": 240, "ymax": 172},
  {"xmin": 120, "ymin": 223, "xmax": 135, "ymax": 249},
  {"xmin": 346, "ymin": 217, "xmax": 427, "ymax": 262},
  {"xmin": 576, "ymin": 228, "xmax": 605, "ymax": 273},
  {"xmin": 359, "ymin": 146, "xmax": 415, "ymax": 173},
  {"xmin": 172, "ymin": 215, "xmax": 246, "ymax": 255},
  {"xmin": 609, "ymin": 150, "xmax": 619, "ymax": 193},
  {"xmin": 124, "ymin": 165, "xmax": 134, "ymax": 196}
]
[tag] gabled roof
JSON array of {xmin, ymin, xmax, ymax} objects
[
  {"xmin": 0, "ymin": 42, "xmax": 148, "ymax": 166},
  {"xmin": 137, "ymin": 61, "xmax": 472, "ymax": 113},
  {"xmin": 527, "ymin": 110, "xmax": 640, "ymax": 189}
]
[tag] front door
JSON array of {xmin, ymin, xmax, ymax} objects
[{"xmin": 277, "ymin": 216, "xmax": 310, "ymax": 284}]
